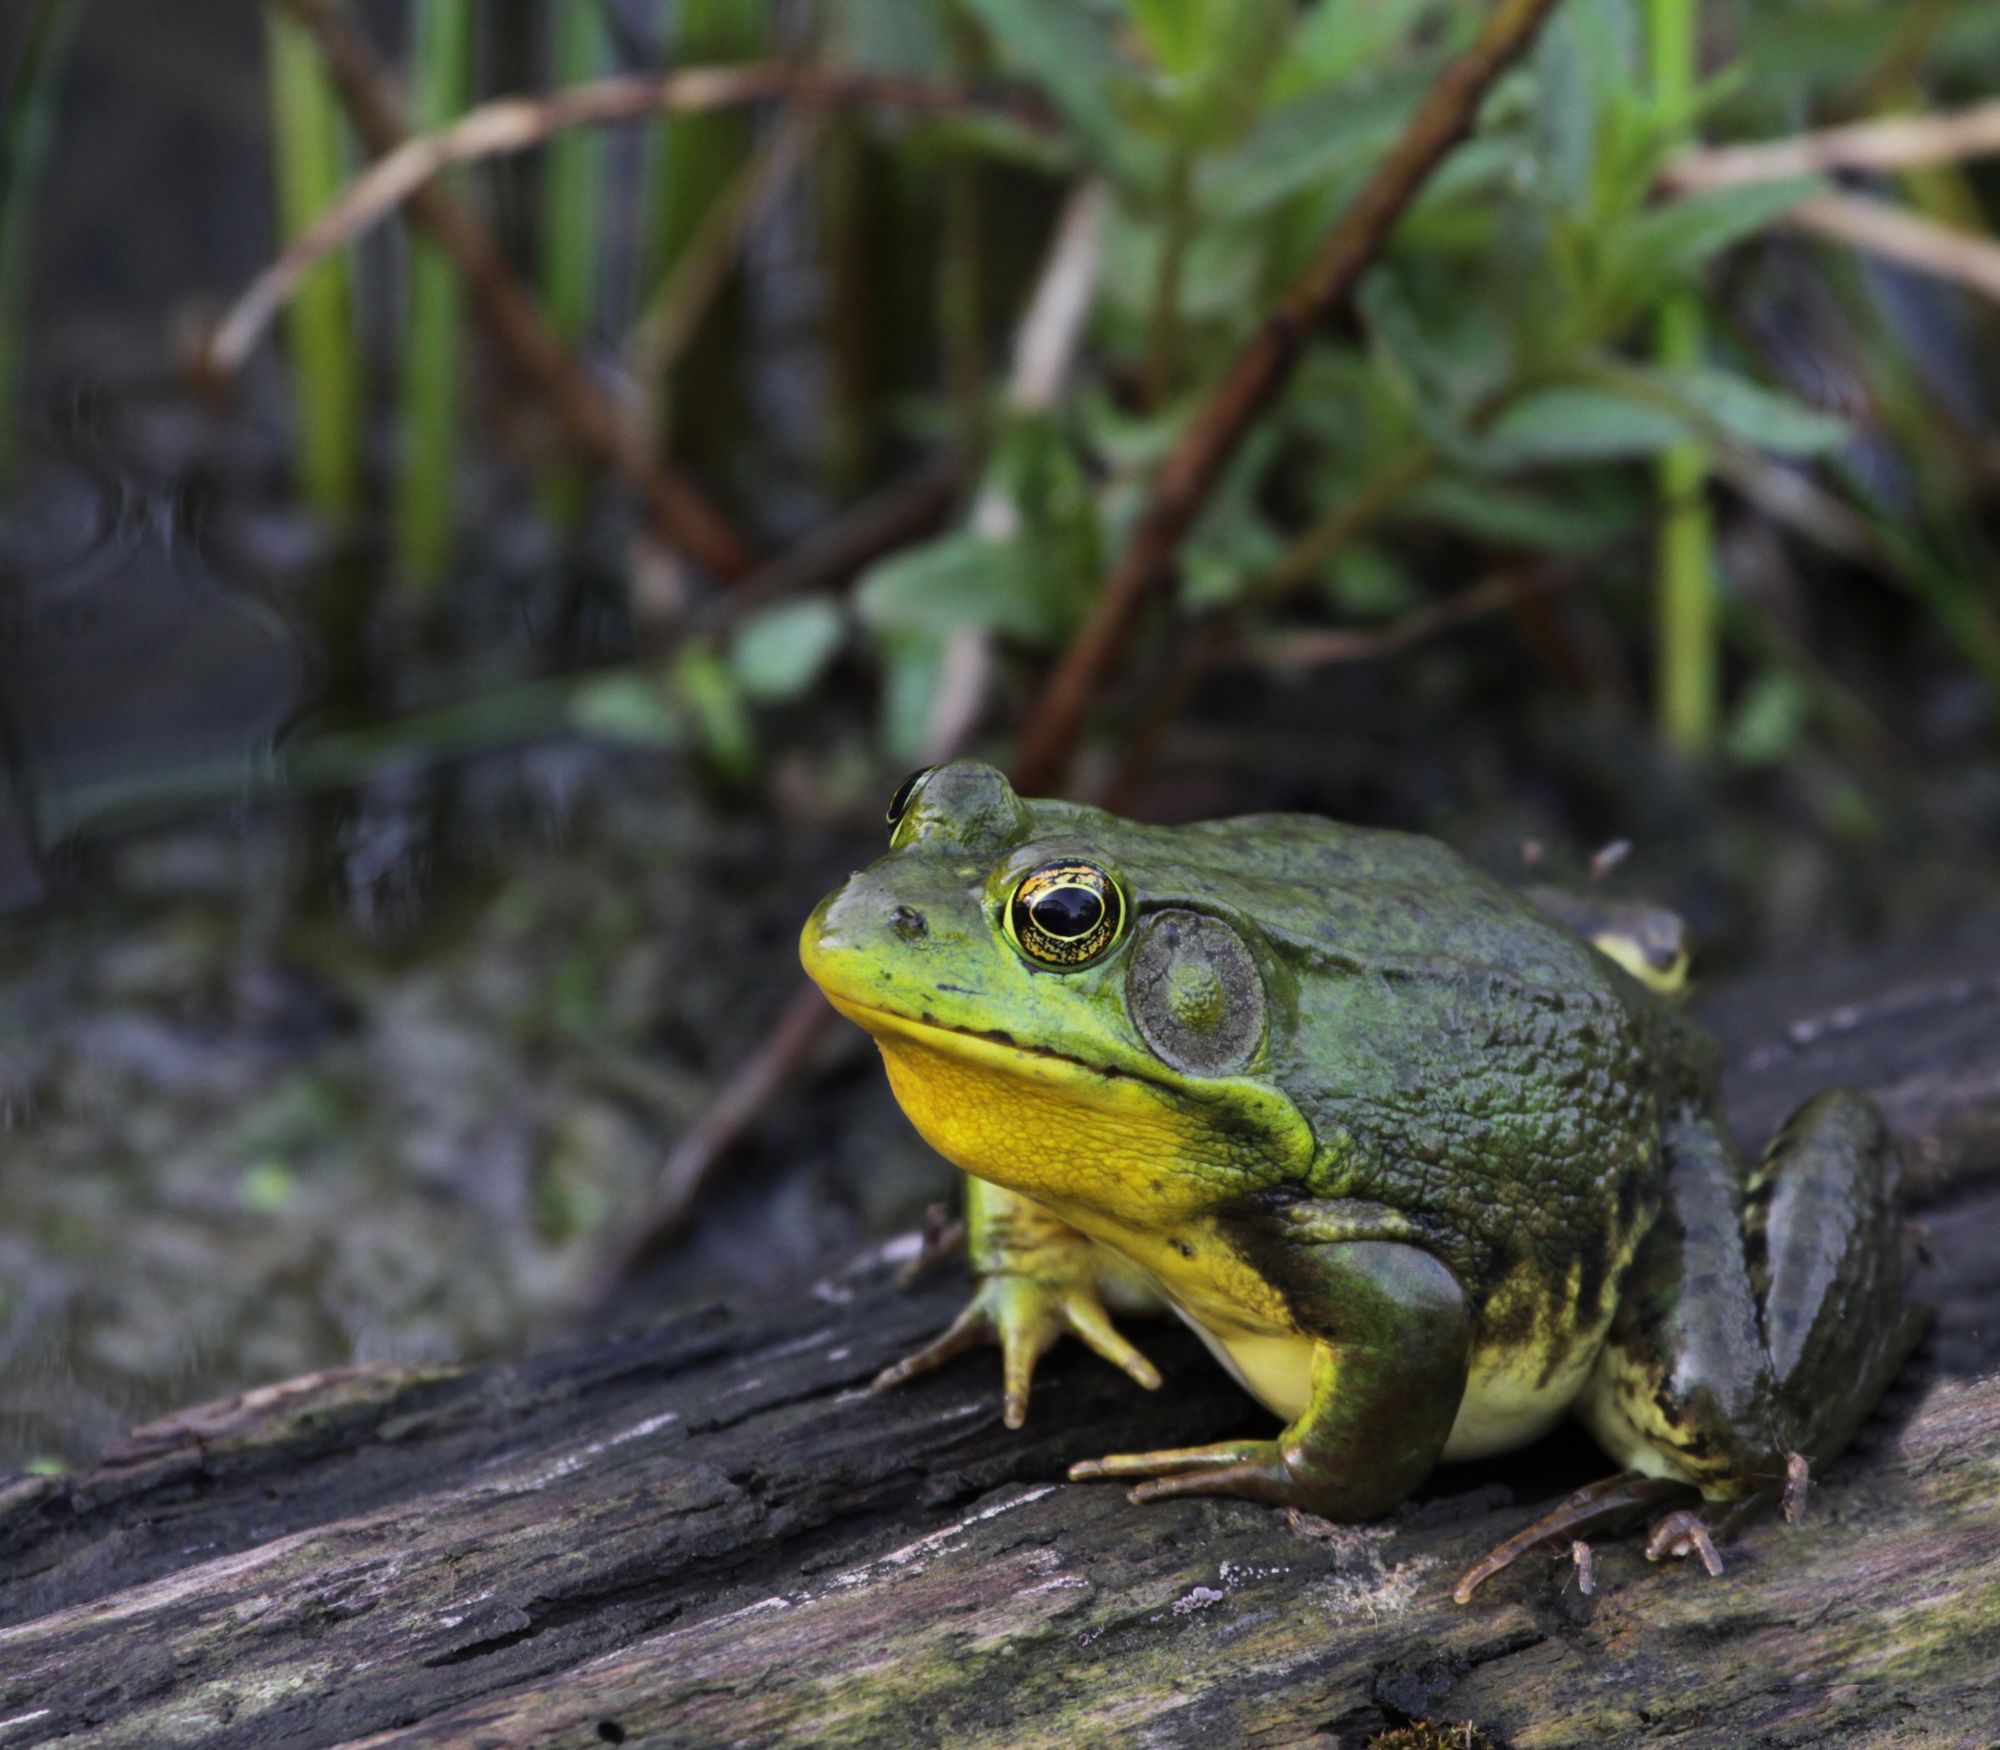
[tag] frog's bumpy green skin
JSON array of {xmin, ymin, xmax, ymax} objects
[{"xmin": 801, "ymin": 761, "xmax": 1926, "ymax": 1597}]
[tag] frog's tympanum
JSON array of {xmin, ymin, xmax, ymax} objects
[{"xmin": 800, "ymin": 762, "xmax": 1926, "ymax": 1600}]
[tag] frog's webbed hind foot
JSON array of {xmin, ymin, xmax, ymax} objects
[
  {"xmin": 1453, "ymin": 1472, "xmax": 1694, "ymax": 1603},
  {"xmin": 1456, "ymin": 1470, "xmax": 1794, "ymax": 1602}
]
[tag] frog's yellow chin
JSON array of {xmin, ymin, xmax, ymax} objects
[{"xmin": 820, "ymin": 995, "xmax": 1297, "ymax": 1229}]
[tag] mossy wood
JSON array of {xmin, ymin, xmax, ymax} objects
[{"xmin": 2, "ymin": 916, "xmax": 1998, "ymax": 1748}]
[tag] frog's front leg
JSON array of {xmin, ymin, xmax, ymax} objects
[
  {"xmin": 1462, "ymin": 1092, "xmax": 1927, "ymax": 1599},
  {"xmin": 872, "ymin": 1176, "xmax": 1164, "ymax": 1427},
  {"xmin": 1070, "ymin": 1241, "xmax": 1471, "ymax": 1520}
]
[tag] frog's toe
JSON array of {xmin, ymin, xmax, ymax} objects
[
  {"xmin": 1071, "ymin": 1438, "xmax": 1292, "ymax": 1507},
  {"xmin": 876, "ymin": 1272, "xmax": 1158, "ymax": 1429},
  {"xmin": 1644, "ymin": 1507, "xmax": 1726, "ymax": 1576},
  {"xmin": 870, "ymin": 1298, "xmax": 992, "ymax": 1396},
  {"xmin": 1059, "ymin": 1291, "xmax": 1163, "ymax": 1396},
  {"xmin": 1452, "ymin": 1471, "xmax": 1692, "ymax": 1604}
]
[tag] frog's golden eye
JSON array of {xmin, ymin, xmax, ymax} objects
[
  {"xmin": 885, "ymin": 767, "xmax": 935, "ymax": 840},
  {"xmin": 1005, "ymin": 861, "xmax": 1125, "ymax": 968}
]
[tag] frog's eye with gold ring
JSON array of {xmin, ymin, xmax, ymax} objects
[
  {"xmin": 885, "ymin": 766, "xmax": 936, "ymax": 840},
  {"xmin": 1005, "ymin": 861, "xmax": 1125, "ymax": 968}
]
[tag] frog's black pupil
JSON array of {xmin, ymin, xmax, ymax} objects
[
  {"xmin": 886, "ymin": 767, "xmax": 933, "ymax": 827},
  {"xmin": 1031, "ymin": 885, "xmax": 1103, "ymax": 939}
]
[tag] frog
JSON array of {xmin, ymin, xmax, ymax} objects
[{"xmin": 798, "ymin": 760, "xmax": 1927, "ymax": 1599}]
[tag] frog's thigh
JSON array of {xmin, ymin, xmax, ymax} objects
[
  {"xmin": 1581, "ymin": 1095, "xmax": 1925, "ymax": 1499},
  {"xmin": 1579, "ymin": 1110, "xmax": 1781, "ymax": 1495},
  {"xmin": 1074, "ymin": 1241, "xmax": 1471, "ymax": 1521},
  {"xmin": 1746, "ymin": 1090, "xmax": 1927, "ymax": 1463}
]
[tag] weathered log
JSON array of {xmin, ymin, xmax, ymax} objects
[{"xmin": 3, "ymin": 915, "xmax": 1999, "ymax": 1749}]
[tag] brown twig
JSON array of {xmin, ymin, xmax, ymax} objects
[
  {"xmin": 1781, "ymin": 191, "xmax": 2000, "ymax": 308},
  {"xmin": 209, "ymin": 59, "xmax": 1054, "ymax": 377},
  {"xmin": 1665, "ymin": 98, "xmax": 2000, "ymax": 191},
  {"xmin": 1233, "ymin": 567, "xmax": 1573, "ymax": 671},
  {"xmin": 1104, "ymin": 446, "xmax": 1438, "ymax": 809},
  {"xmin": 245, "ymin": 1, "xmax": 764, "ymax": 580},
  {"xmin": 629, "ymin": 106, "xmax": 825, "ymax": 418},
  {"xmin": 596, "ymin": 984, "xmax": 839, "ymax": 1290},
  {"xmin": 1007, "ymin": 0, "xmax": 1565, "ymax": 795},
  {"xmin": 703, "ymin": 453, "xmax": 968, "ymax": 634}
]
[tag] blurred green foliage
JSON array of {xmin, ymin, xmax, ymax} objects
[
  {"xmin": 0, "ymin": 0, "xmax": 84, "ymax": 494},
  {"xmin": 166, "ymin": 2, "xmax": 2000, "ymax": 780}
]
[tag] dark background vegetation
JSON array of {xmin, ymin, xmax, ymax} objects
[{"xmin": 1, "ymin": 0, "xmax": 1997, "ymax": 1475}]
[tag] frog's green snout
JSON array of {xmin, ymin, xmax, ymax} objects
[{"xmin": 800, "ymin": 876, "xmax": 912, "ymax": 1005}]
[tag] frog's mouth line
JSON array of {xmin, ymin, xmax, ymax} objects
[{"xmin": 822, "ymin": 992, "xmax": 1187, "ymax": 1101}]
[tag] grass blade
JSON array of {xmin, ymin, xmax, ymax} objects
[
  {"xmin": 1648, "ymin": 0, "xmax": 1717, "ymax": 753},
  {"xmin": 265, "ymin": 6, "xmax": 362, "ymax": 520},
  {"xmin": 395, "ymin": 0, "xmax": 475, "ymax": 592},
  {"xmin": 0, "ymin": 0, "xmax": 86, "ymax": 495}
]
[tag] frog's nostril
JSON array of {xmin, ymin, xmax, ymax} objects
[{"xmin": 891, "ymin": 905, "xmax": 929, "ymax": 942}]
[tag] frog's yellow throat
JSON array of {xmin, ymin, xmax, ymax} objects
[{"xmin": 820, "ymin": 994, "xmax": 1307, "ymax": 1233}]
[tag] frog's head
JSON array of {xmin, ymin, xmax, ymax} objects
[{"xmin": 800, "ymin": 761, "xmax": 1313, "ymax": 1226}]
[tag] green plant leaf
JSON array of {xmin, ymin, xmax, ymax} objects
[
  {"xmin": 955, "ymin": 0, "xmax": 1131, "ymax": 166},
  {"xmin": 1400, "ymin": 474, "xmax": 1637, "ymax": 553},
  {"xmin": 672, "ymin": 643, "xmax": 757, "ymax": 783},
  {"xmin": 1725, "ymin": 668, "xmax": 1810, "ymax": 767},
  {"xmin": 878, "ymin": 631, "xmax": 946, "ymax": 765},
  {"xmin": 1482, "ymin": 382, "xmax": 1692, "ymax": 463},
  {"xmin": 1203, "ymin": 77, "xmax": 1417, "ymax": 218},
  {"xmin": 1273, "ymin": 0, "xmax": 1443, "ymax": 99},
  {"xmin": 856, "ymin": 531, "xmax": 1058, "ymax": 642},
  {"xmin": 1647, "ymin": 364, "xmax": 1850, "ymax": 456},
  {"xmin": 729, "ymin": 597, "xmax": 846, "ymax": 702},
  {"xmin": 1617, "ymin": 175, "xmax": 1821, "ymax": 287},
  {"xmin": 568, "ymin": 673, "xmax": 682, "ymax": 747}
]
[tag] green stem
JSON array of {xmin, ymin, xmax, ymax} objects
[
  {"xmin": 0, "ymin": 0, "xmax": 84, "ymax": 496},
  {"xmin": 1648, "ymin": 0, "xmax": 1715, "ymax": 753},
  {"xmin": 265, "ymin": 8, "xmax": 362, "ymax": 521},
  {"xmin": 396, "ymin": 0, "xmax": 474, "ymax": 593}
]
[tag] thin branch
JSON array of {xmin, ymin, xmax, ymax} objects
[
  {"xmin": 1008, "ymin": 0, "xmax": 1566, "ymax": 795},
  {"xmin": 1783, "ymin": 191, "xmax": 2000, "ymax": 308},
  {"xmin": 595, "ymin": 983, "xmax": 839, "ymax": 1291},
  {"xmin": 1666, "ymin": 99, "xmax": 2000, "ymax": 191},
  {"xmin": 629, "ymin": 106, "xmax": 825, "ymax": 413},
  {"xmin": 209, "ymin": 60, "xmax": 1052, "ymax": 376},
  {"xmin": 1233, "ymin": 567, "xmax": 1572, "ymax": 670},
  {"xmin": 705, "ymin": 452, "xmax": 966, "ymax": 633}
]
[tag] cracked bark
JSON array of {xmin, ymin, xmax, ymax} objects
[{"xmin": 2, "ymin": 912, "xmax": 1999, "ymax": 1749}]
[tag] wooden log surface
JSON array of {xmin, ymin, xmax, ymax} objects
[{"xmin": 2, "ymin": 913, "xmax": 1999, "ymax": 1749}]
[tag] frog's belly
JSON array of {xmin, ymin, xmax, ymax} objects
[{"xmin": 1177, "ymin": 1311, "xmax": 1597, "ymax": 1463}]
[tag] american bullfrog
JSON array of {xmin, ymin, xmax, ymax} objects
[{"xmin": 799, "ymin": 761, "xmax": 1925, "ymax": 1598}]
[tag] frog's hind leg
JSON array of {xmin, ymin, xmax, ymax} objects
[
  {"xmin": 1553, "ymin": 1092, "xmax": 1926, "ymax": 1591},
  {"xmin": 1746, "ymin": 1090, "xmax": 1931, "ymax": 1487}
]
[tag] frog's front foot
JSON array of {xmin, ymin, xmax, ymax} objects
[
  {"xmin": 872, "ymin": 1270, "xmax": 1161, "ymax": 1429},
  {"xmin": 1069, "ymin": 1437, "xmax": 1301, "ymax": 1507}
]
